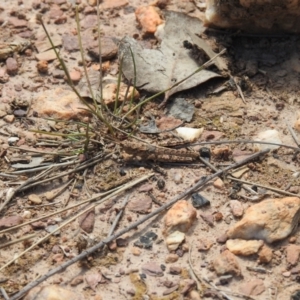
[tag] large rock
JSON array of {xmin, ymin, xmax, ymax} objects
[
  {"xmin": 163, "ymin": 200, "xmax": 197, "ymax": 236},
  {"xmin": 227, "ymin": 197, "xmax": 300, "ymax": 243},
  {"xmin": 205, "ymin": 0, "xmax": 300, "ymax": 33}
]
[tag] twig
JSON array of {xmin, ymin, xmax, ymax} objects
[
  {"xmin": 10, "ymin": 160, "xmax": 78, "ymax": 175},
  {"xmin": 107, "ymin": 194, "xmax": 130, "ymax": 237},
  {"xmin": 0, "ymin": 174, "xmax": 153, "ymax": 272},
  {"xmin": 199, "ymin": 157, "xmax": 257, "ymax": 195},
  {"xmin": 228, "ymin": 177, "xmax": 300, "ymax": 197},
  {"xmin": 0, "ymin": 185, "xmax": 123, "ymax": 235},
  {"xmin": 0, "ymin": 166, "xmax": 54, "ymax": 214},
  {"xmin": 286, "ymin": 122, "xmax": 300, "ymax": 148},
  {"xmin": 18, "ymin": 153, "xmax": 110, "ymax": 192},
  {"xmin": 0, "ymin": 287, "xmax": 9, "ymax": 300},
  {"xmin": 188, "ymin": 244, "xmax": 205, "ymax": 293},
  {"xmin": 192, "ymin": 140, "xmax": 300, "ymax": 151},
  {"xmin": 9, "ymin": 149, "xmax": 269, "ymax": 300},
  {"xmin": 231, "ymin": 75, "xmax": 246, "ymax": 103},
  {"xmin": 0, "ymin": 234, "xmax": 36, "ymax": 249}
]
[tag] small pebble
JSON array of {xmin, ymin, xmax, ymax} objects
[
  {"xmin": 28, "ymin": 194, "xmax": 42, "ymax": 204},
  {"xmin": 37, "ymin": 60, "xmax": 48, "ymax": 73}
]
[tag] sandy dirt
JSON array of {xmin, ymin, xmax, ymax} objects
[{"xmin": 0, "ymin": 0, "xmax": 300, "ymax": 300}]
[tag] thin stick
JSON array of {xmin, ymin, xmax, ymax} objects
[
  {"xmin": 188, "ymin": 244, "xmax": 205, "ymax": 293},
  {"xmin": 0, "ymin": 234, "xmax": 36, "ymax": 249},
  {"xmin": 0, "ymin": 174, "xmax": 153, "ymax": 272},
  {"xmin": 228, "ymin": 177, "xmax": 300, "ymax": 197},
  {"xmin": 192, "ymin": 140, "xmax": 300, "ymax": 151},
  {"xmin": 0, "ymin": 185, "xmax": 122, "ymax": 235},
  {"xmin": 0, "ymin": 166, "xmax": 54, "ymax": 213},
  {"xmin": 286, "ymin": 122, "xmax": 300, "ymax": 148},
  {"xmin": 199, "ymin": 157, "xmax": 257, "ymax": 195},
  {"xmin": 18, "ymin": 153, "xmax": 109, "ymax": 192},
  {"xmin": 10, "ymin": 160, "xmax": 78, "ymax": 175},
  {"xmin": 9, "ymin": 149, "xmax": 269, "ymax": 300},
  {"xmin": 0, "ymin": 287, "xmax": 9, "ymax": 300},
  {"xmin": 107, "ymin": 194, "xmax": 129, "ymax": 237}
]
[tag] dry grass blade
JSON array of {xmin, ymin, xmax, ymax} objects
[
  {"xmin": 0, "ymin": 173, "xmax": 153, "ymax": 272},
  {"xmin": 9, "ymin": 149, "xmax": 269, "ymax": 300}
]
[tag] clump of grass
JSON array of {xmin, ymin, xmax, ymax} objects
[{"xmin": 36, "ymin": 5, "xmax": 225, "ymax": 155}]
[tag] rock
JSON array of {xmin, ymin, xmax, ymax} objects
[
  {"xmin": 175, "ymin": 127, "xmax": 203, "ymax": 142},
  {"xmin": 169, "ymin": 266, "xmax": 182, "ymax": 275},
  {"xmin": 78, "ymin": 209, "xmax": 95, "ymax": 233},
  {"xmin": 69, "ymin": 70, "xmax": 82, "ymax": 84},
  {"xmin": 62, "ymin": 34, "xmax": 79, "ymax": 52},
  {"xmin": 232, "ymin": 149, "xmax": 253, "ymax": 163},
  {"xmin": 282, "ymin": 271, "xmax": 291, "ymax": 277},
  {"xmin": 254, "ymin": 129, "xmax": 282, "ymax": 151},
  {"xmin": 258, "ymin": 245, "xmax": 273, "ymax": 264},
  {"xmin": 100, "ymin": 0, "xmax": 128, "ymax": 10},
  {"xmin": 213, "ymin": 178, "xmax": 224, "ymax": 189},
  {"xmin": 3, "ymin": 115, "xmax": 15, "ymax": 123},
  {"xmin": 227, "ymin": 197, "xmax": 300, "ymax": 243},
  {"xmin": 213, "ymin": 250, "xmax": 241, "ymax": 276},
  {"xmin": 286, "ymin": 244, "xmax": 300, "ymax": 267},
  {"xmin": 229, "ymin": 200, "xmax": 244, "ymax": 217},
  {"xmin": 197, "ymin": 238, "xmax": 214, "ymax": 251},
  {"xmin": 49, "ymin": 5, "xmax": 63, "ymax": 19},
  {"xmin": 127, "ymin": 195, "xmax": 152, "ymax": 213},
  {"xmin": 28, "ymin": 194, "xmax": 42, "ymax": 204},
  {"xmin": 31, "ymin": 88, "xmax": 92, "ymax": 121},
  {"xmin": 165, "ymin": 230, "xmax": 185, "ymax": 251},
  {"xmin": 165, "ymin": 253, "xmax": 179, "ymax": 263},
  {"xmin": 36, "ymin": 60, "xmax": 48, "ymax": 74},
  {"xmin": 238, "ymin": 279, "xmax": 265, "ymax": 296},
  {"xmin": 135, "ymin": 6, "xmax": 163, "ymax": 34},
  {"xmin": 102, "ymin": 82, "xmax": 140, "ymax": 106},
  {"xmin": 205, "ymin": 0, "xmax": 300, "ymax": 33},
  {"xmin": 141, "ymin": 262, "xmax": 164, "ymax": 277},
  {"xmin": 131, "ymin": 247, "xmax": 141, "ymax": 256},
  {"xmin": 133, "ymin": 231, "xmax": 157, "ymax": 249},
  {"xmin": 226, "ymin": 239, "xmax": 264, "ymax": 256},
  {"xmin": 9, "ymin": 17, "xmax": 28, "ymax": 28},
  {"xmin": 0, "ymin": 215, "xmax": 23, "ymax": 229},
  {"xmin": 294, "ymin": 118, "xmax": 300, "ymax": 132},
  {"xmin": 88, "ymin": 0, "xmax": 97, "ymax": 6},
  {"xmin": 24, "ymin": 285, "xmax": 84, "ymax": 300},
  {"xmin": 87, "ymin": 37, "xmax": 118, "ymax": 61},
  {"xmin": 191, "ymin": 193, "xmax": 210, "ymax": 208},
  {"xmin": 156, "ymin": 116, "xmax": 182, "ymax": 131},
  {"xmin": 200, "ymin": 213, "xmax": 214, "ymax": 227},
  {"xmin": 35, "ymin": 49, "xmax": 57, "ymax": 61},
  {"xmin": 70, "ymin": 276, "xmax": 84, "ymax": 286},
  {"xmin": 6, "ymin": 57, "xmax": 18, "ymax": 75},
  {"xmin": 167, "ymin": 98, "xmax": 195, "ymax": 122},
  {"xmin": 216, "ymin": 233, "xmax": 228, "ymax": 244},
  {"xmin": 163, "ymin": 200, "xmax": 197, "ymax": 235},
  {"xmin": 212, "ymin": 146, "xmax": 231, "ymax": 160}
]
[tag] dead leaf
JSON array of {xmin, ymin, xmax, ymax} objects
[
  {"xmin": 119, "ymin": 11, "xmax": 225, "ymax": 102},
  {"xmin": 85, "ymin": 272, "xmax": 102, "ymax": 291},
  {"xmin": 78, "ymin": 208, "xmax": 95, "ymax": 233}
]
